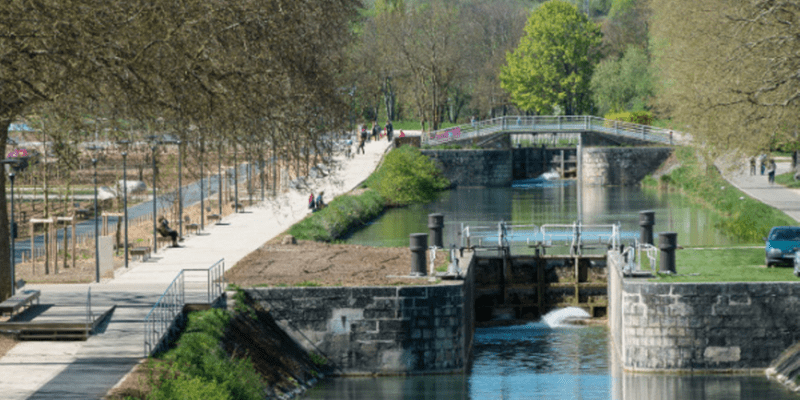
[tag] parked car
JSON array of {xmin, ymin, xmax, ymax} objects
[{"xmin": 764, "ymin": 226, "xmax": 800, "ymax": 267}]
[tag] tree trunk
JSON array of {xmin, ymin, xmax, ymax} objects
[{"xmin": 0, "ymin": 119, "xmax": 11, "ymax": 301}]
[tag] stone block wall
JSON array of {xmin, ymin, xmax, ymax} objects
[
  {"xmin": 608, "ymin": 252, "xmax": 800, "ymax": 371},
  {"xmin": 582, "ymin": 147, "xmax": 673, "ymax": 186},
  {"xmin": 421, "ymin": 149, "xmax": 512, "ymax": 187},
  {"xmin": 243, "ymin": 254, "xmax": 475, "ymax": 375}
]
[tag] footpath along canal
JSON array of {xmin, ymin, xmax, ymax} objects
[{"xmin": 303, "ymin": 181, "xmax": 798, "ymax": 399}]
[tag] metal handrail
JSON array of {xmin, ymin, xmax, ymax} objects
[
  {"xmin": 462, "ymin": 221, "xmax": 621, "ymax": 254},
  {"xmin": 423, "ymin": 115, "xmax": 681, "ymax": 146},
  {"xmin": 142, "ymin": 258, "xmax": 225, "ymax": 357}
]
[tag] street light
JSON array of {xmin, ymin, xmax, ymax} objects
[
  {"xmin": 2, "ymin": 158, "xmax": 22, "ymax": 295},
  {"xmin": 233, "ymin": 138, "xmax": 239, "ymax": 212},
  {"xmin": 117, "ymin": 140, "xmax": 131, "ymax": 268}
]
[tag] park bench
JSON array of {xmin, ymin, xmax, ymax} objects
[
  {"xmin": 184, "ymin": 216, "xmax": 199, "ymax": 234},
  {"xmin": 130, "ymin": 246, "xmax": 151, "ymax": 261},
  {"xmin": 0, "ymin": 290, "xmax": 41, "ymax": 318}
]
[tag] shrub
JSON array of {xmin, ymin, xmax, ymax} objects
[
  {"xmin": 604, "ymin": 110, "xmax": 653, "ymax": 126},
  {"xmin": 366, "ymin": 146, "xmax": 450, "ymax": 205}
]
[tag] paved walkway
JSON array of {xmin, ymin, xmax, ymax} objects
[
  {"xmin": 0, "ymin": 136, "xmax": 396, "ymax": 399},
  {"xmin": 724, "ymin": 158, "xmax": 800, "ymax": 223}
]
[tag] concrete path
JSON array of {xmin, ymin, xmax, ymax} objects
[
  {"xmin": 0, "ymin": 136, "xmax": 396, "ymax": 399},
  {"xmin": 724, "ymin": 158, "xmax": 800, "ymax": 223}
]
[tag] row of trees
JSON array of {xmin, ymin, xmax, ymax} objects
[
  {"xmin": 346, "ymin": 0, "xmax": 656, "ymax": 129},
  {"xmin": 0, "ymin": 0, "xmax": 361, "ymax": 300}
]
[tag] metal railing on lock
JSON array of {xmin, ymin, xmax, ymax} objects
[
  {"xmin": 461, "ymin": 221, "xmax": 621, "ymax": 255},
  {"xmin": 143, "ymin": 258, "xmax": 225, "ymax": 357},
  {"xmin": 423, "ymin": 115, "xmax": 681, "ymax": 147},
  {"xmin": 621, "ymin": 241, "xmax": 659, "ymax": 275}
]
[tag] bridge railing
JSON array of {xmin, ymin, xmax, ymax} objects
[
  {"xmin": 423, "ymin": 116, "xmax": 681, "ymax": 147},
  {"xmin": 461, "ymin": 221, "xmax": 621, "ymax": 255}
]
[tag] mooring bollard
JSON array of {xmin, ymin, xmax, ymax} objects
[
  {"xmin": 428, "ymin": 213, "xmax": 444, "ymax": 249},
  {"xmin": 658, "ymin": 232, "xmax": 678, "ymax": 274},
  {"xmin": 409, "ymin": 233, "xmax": 428, "ymax": 276},
  {"xmin": 639, "ymin": 210, "xmax": 655, "ymax": 245}
]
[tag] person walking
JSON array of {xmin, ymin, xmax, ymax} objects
[
  {"xmin": 371, "ymin": 121, "xmax": 379, "ymax": 142},
  {"xmin": 750, "ymin": 157, "xmax": 756, "ymax": 176},
  {"xmin": 768, "ymin": 159, "xmax": 777, "ymax": 184},
  {"xmin": 357, "ymin": 124, "xmax": 367, "ymax": 154},
  {"xmin": 385, "ymin": 120, "xmax": 393, "ymax": 142},
  {"xmin": 309, "ymin": 193, "xmax": 315, "ymax": 210}
]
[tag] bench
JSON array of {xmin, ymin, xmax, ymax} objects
[
  {"xmin": 130, "ymin": 246, "xmax": 151, "ymax": 261},
  {"xmin": 207, "ymin": 214, "xmax": 220, "ymax": 223},
  {"xmin": 234, "ymin": 203, "xmax": 244, "ymax": 212},
  {"xmin": 0, "ymin": 290, "xmax": 41, "ymax": 317}
]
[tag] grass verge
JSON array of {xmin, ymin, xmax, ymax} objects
[
  {"xmin": 642, "ymin": 146, "xmax": 795, "ymax": 242},
  {"xmin": 650, "ymin": 247, "xmax": 796, "ymax": 283},
  {"xmin": 143, "ymin": 309, "xmax": 266, "ymax": 400},
  {"xmin": 288, "ymin": 189, "xmax": 385, "ymax": 241}
]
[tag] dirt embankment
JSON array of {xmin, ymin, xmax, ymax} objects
[{"xmin": 226, "ymin": 238, "xmax": 449, "ymax": 287}]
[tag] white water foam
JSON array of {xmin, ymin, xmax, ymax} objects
[{"xmin": 541, "ymin": 307, "xmax": 590, "ymax": 328}]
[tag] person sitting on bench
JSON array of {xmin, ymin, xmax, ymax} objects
[{"xmin": 157, "ymin": 216, "xmax": 179, "ymax": 247}]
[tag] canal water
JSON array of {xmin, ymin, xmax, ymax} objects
[{"xmin": 303, "ymin": 181, "xmax": 796, "ymax": 399}]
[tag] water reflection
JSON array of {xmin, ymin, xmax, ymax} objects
[
  {"xmin": 344, "ymin": 184, "xmax": 752, "ymax": 248},
  {"xmin": 304, "ymin": 323, "xmax": 796, "ymax": 400}
]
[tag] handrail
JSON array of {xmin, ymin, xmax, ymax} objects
[
  {"xmin": 142, "ymin": 258, "xmax": 225, "ymax": 357},
  {"xmin": 86, "ymin": 287, "xmax": 93, "ymax": 337},
  {"xmin": 423, "ymin": 115, "xmax": 682, "ymax": 147},
  {"xmin": 462, "ymin": 221, "xmax": 622, "ymax": 254}
]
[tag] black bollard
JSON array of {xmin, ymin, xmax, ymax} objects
[
  {"xmin": 658, "ymin": 232, "xmax": 678, "ymax": 274},
  {"xmin": 639, "ymin": 210, "xmax": 655, "ymax": 245},
  {"xmin": 428, "ymin": 213, "xmax": 444, "ymax": 249},
  {"xmin": 410, "ymin": 233, "xmax": 428, "ymax": 276}
]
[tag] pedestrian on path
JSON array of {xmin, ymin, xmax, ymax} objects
[
  {"xmin": 371, "ymin": 121, "xmax": 379, "ymax": 142},
  {"xmin": 750, "ymin": 157, "xmax": 756, "ymax": 176},
  {"xmin": 385, "ymin": 120, "xmax": 393, "ymax": 142},
  {"xmin": 309, "ymin": 193, "xmax": 315, "ymax": 210},
  {"xmin": 358, "ymin": 125, "xmax": 367, "ymax": 154},
  {"xmin": 768, "ymin": 159, "xmax": 777, "ymax": 184},
  {"xmin": 760, "ymin": 154, "xmax": 767, "ymax": 175}
]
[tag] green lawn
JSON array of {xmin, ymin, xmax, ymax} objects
[
  {"xmin": 650, "ymin": 247, "xmax": 799, "ymax": 282},
  {"xmin": 775, "ymin": 171, "xmax": 800, "ymax": 188}
]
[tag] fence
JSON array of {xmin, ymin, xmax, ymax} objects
[
  {"xmin": 142, "ymin": 258, "xmax": 225, "ymax": 357},
  {"xmin": 461, "ymin": 221, "xmax": 621, "ymax": 256},
  {"xmin": 423, "ymin": 115, "xmax": 681, "ymax": 147}
]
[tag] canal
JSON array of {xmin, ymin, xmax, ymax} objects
[{"xmin": 303, "ymin": 180, "xmax": 797, "ymax": 399}]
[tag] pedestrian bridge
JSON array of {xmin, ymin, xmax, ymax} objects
[{"xmin": 423, "ymin": 115, "xmax": 681, "ymax": 147}]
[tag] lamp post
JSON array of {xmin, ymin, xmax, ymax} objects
[
  {"xmin": 2, "ymin": 159, "xmax": 21, "ymax": 295},
  {"xmin": 117, "ymin": 140, "xmax": 130, "ymax": 268},
  {"xmin": 200, "ymin": 138, "xmax": 205, "ymax": 230}
]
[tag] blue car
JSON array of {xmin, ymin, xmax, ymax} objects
[{"xmin": 765, "ymin": 226, "xmax": 800, "ymax": 267}]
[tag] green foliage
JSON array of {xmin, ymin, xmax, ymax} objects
[
  {"xmin": 500, "ymin": 0, "xmax": 602, "ymax": 115},
  {"xmin": 591, "ymin": 46, "xmax": 654, "ymax": 115},
  {"xmin": 309, "ymin": 352, "xmax": 328, "ymax": 367},
  {"xmin": 147, "ymin": 309, "xmax": 266, "ymax": 400},
  {"xmin": 293, "ymin": 281, "xmax": 323, "ymax": 287},
  {"xmin": 288, "ymin": 189, "xmax": 386, "ymax": 241},
  {"xmin": 643, "ymin": 147, "xmax": 795, "ymax": 242},
  {"xmin": 604, "ymin": 110, "xmax": 653, "ymax": 125},
  {"xmin": 366, "ymin": 146, "xmax": 450, "ymax": 205}
]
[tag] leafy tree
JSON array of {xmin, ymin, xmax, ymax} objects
[
  {"xmin": 590, "ymin": 45, "xmax": 654, "ymax": 114},
  {"xmin": 601, "ymin": 0, "xmax": 649, "ymax": 58},
  {"xmin": 500, "ymin": 0, "xmax": 602, "ymax": 115},
  {"xmin": 650, "ymin": 0, "xmax": 800, "ymax": 155}
]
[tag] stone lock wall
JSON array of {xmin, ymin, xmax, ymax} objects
[
  {"xmin": 608, "ymin": 252, "xmax": 800, "ymax": 371},
  {"xmin": 243, "ymin": 253, "xmax": 476, "ymax": 375},
  {"xmin": 421, "ymin": 149, "xmax": 513, "ymax": 187},
  {"xmin": 582, "ymin": 147, "xmax": 673, "ymax": 186}
]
